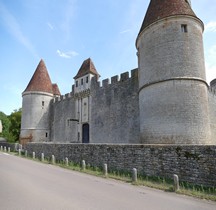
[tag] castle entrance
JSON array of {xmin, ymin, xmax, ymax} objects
[{"xmin": 82, "ymin": 123, "xmax": 89, "ymax": 143}]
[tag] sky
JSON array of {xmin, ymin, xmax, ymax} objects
[{"xmin": 0, "ymin": 0, "xmax": 216, "ymax": 115}]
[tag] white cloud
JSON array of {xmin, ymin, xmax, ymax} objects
[
  {"xmin": 206, "ymin": 63, "xmax": 216, "ymax": 84},
  {"xmin": 205, "ymin": 45, "xmax": 216, "ymax": 83},
  {"xmin": 0, "ymin": 2, "xmax": 38, "ymax": 58},
  {"xmin": 205, "ymin": 21, "xmax": 216, "ymax": 32},
  {"xmin": 56, "ymin": 50, "xmax": 79, "ymax": 58},
  {"xmin": 47, "ymin": 22, "xmax": 54, "ymax": 30},
  {"xmin": 60, "ymin": 0, "xmax": 77, "ymax": 42},
  {"xmin": 120, "ymin": 29, "xmax": 131, "ymax": 34}
]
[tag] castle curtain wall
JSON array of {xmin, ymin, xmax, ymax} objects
[
  {"xmin": 208, "ymin": 89, "xmax": 216, "ymax": 144},
  {"xmin": 50, "ymin": 94, "xmax": 78, "ymax": 143},
  {"xmin": 90, "ymin": 69, "xmax": 140, "ymax": 144}
]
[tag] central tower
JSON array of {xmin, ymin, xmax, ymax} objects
[{"xmin": 136, "ymin": 0, "xmax": 211, "ymax": 144}]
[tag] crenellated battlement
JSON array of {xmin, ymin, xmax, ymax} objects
[
  {"xmin": 208, "ymin": 86, "xmax": 216, "ymax": 96},
  {"xmin": 52, "ymin": 89, "xmax": 91, "ymax": 104},
  {"xmin": 91, "ymin": 68, "xmax": 138, "ymax": 90}
]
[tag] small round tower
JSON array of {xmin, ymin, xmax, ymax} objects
[
  {"xmin": 20, "ymin": 59, "xmax": 60, "ymax": 144},
  {"xmin": 136, "ymin": 0, "xmax": 211, "ymax": 144}
]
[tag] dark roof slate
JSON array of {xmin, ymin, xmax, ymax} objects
[
  {"xmin": 52, "ymin": 83, "xmax": 61, "ymax": 96},
  {"xmin": 139, "ymin": 0, "xmax": 198, "ymax": 35},
  {"xmin": 24, "ymin": 59, "xmax": 54, "ymax": 94},
  {"xmin": 74, "ymin": 58, "xmax": 100, "ymax": 79}
]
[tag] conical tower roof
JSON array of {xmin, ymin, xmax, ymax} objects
[
  {"xmin": 24, "ymin": 59, "xmax": 54, "ymax": 94},
  {"xmin": 138, "ymin": 0, "xmax": 198, "ymax": 35},
  {"xmin": 74, "ymin": 58, "xmax": 100, "ymax": 79},
  {"xmin": 52, "ymin": 83, "xmax": 61, "ymax": 96}
]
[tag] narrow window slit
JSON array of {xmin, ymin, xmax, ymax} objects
[{"xmin": 181, "ymin": 24, "xmax": 188, "ymax": 33}]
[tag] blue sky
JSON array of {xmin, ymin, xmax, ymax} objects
[{"xmin": 0, "ymin": 0, "xmax": 216, "ymax": 115}]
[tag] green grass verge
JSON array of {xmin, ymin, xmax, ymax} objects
[{"xmin": 10, "ymin": 151, "xmax": 216, "ymax": 202}]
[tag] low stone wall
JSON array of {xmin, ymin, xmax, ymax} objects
[
  {"xmin": 0, "ymin": 142, "xmax": 18, "ymax": 151},
  {"xmin": 24, "ymin": 143, "xmax": 216, "ymax": 187}
]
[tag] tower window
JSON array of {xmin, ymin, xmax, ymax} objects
[
  {"xmin": 42, "ymin": 101, "xmax": 45, "ymax": 106},
  {"xmin": 76, "ymin": 81, "xmax": 78, "ymax": 87},
  {"xmin": 86, "ymin": 76, "xmax": 89, "ymax": 83},
  {"xmin": 81, "ymin": 78, "xmax": 83, "ymax": 85},
  {"xmin": 45, "ymin": 132, "xmax": 48, "ymax": 138},
  {"xmin": 181, "ymin": 24, "xmax": 188, "ymax": 33}
]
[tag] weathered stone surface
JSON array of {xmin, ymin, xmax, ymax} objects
[{"xmin": 25, "ymin": 143, "xmax": 216, "ymax": 187}]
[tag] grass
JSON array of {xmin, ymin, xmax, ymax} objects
[{"xmin": 8, "ymin": 150, "xmax": 216, "ymax": 202}]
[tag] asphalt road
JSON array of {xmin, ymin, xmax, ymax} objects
[{"xmin": 0, "ymin": 152, "xmax": 215, "ymax": 210}]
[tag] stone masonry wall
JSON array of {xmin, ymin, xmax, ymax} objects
[
  {"xmin": 25, "ymin": 143, "xmax": 216, "ymax": 187},
  {"xmin": 50, "ymin": 93, "xmax": 78, "ymax": 143},
  {"xmin": 90, "ymin": 68, "xmax": 140, "ymax": 144},
  {"xmin": 208, "ymin": 88, "xmax": 216, "ymax": 144}
]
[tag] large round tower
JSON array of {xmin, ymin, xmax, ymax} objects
[
  {"xmin": 136, "ymin": 0, "xmax": 211, "ymax": 144},
  {"xmin": 20, "ymin": 59, "xmax": 60, "ymax": 144}
]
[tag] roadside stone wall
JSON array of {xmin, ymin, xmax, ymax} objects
[
  {"xmin": 25, "ymin": 143, "xmax": 216, "ymax": 187},
  {"xmin": 0, "ymin": 142, "xmax": 20, "ymax": 151}
]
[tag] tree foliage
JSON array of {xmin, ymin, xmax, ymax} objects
[
  {"xmin": 0, "ymin": 111, "xmax": 11, "ymax": 138},
  {"xmin": 0, "ymin": 109, "xmax": 22, "ymax": 142}
]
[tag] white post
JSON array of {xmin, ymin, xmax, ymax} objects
[
  {"xmin": 52, "ymin": 155, "xmax": 55, "ymax": 164},
  {"xmin": 132, "ymin": 168, "xmax": 138, "ymax": 183},
  {"xmin": 103, "ymin": 164, "xmax": 108, "ymax": 177},
  {"xmin": 82, "ymin": 160, "xmax": 86, "ymax": 170},
  {"xmin": 65, "ymin": 157, "xmax": 69, "ymax": 166},
  {"xmin": 4, "ymin": 146, "xmax": 7, "ymax": 152},
  {"xmin": 32, "ymin": 152, "xmax": 35, "ymax": 159},
  {"xmin": 18, "ymin": 149, "xmax": 21, "ymax": 156},
  {"xmin": 173, "ymin": 174, "xmax": 180, "ymax": 191},
  {"xmin": 0, "ymin": 146, "xmax": 3, "ymax": 151},
  {"xmin": 41, "ymin": 153, "xmax": 44, "ymax": 162},
  {"xmin": 8, "ymin": 147, "xmax": 10, "ymax": 153}
]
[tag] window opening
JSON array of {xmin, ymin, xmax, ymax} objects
[
  {"xmin": 81, "ymin": 78, "xmax": 83, "ymax": 85},
  {"xmin": 181, "ymin": 24, "xmax": 188, "ymax": 33},
  {"xmin": 76, "ymin": 81, "xmax": 78, "ymax": 87},
  {"xmin": 86, "ymin": 76, "xmax": 89, "ymax": 83},
  {"xmin": 45, "ymin": 132, "xmax": 48, "ymax": 138}
]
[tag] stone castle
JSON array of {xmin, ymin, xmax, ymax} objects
[{"xmin": 20, "ymin": 0, "xmax": 216, "ymax": 145}]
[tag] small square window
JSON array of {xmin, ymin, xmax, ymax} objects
[{"xmin": 181, "ymin": 24, "xmax": 188, "ymax": 33}]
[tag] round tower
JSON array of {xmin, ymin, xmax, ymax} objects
[
  {"xmin": 136, "ymin": 0, "xmax": 211, "ymax": 144},
  {"xmin": 20, "ymin": 59, "xmax": 60, "ymax": 144}
]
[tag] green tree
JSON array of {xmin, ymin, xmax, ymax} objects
[
  {"xmin": 8, "ymin": 108, "xmax": 22, "ymax": 142},
  {"xmin": 0, "ymin": 111, "xmax": 11, "ymax": 139},
  {"xmin": 0, "ymin": 109, "xmax": 22, "ymax": 142}
]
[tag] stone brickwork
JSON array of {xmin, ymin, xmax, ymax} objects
[
  {"xmin": 50, "ymin": 93, "xmax": 78, "ymax": 143},
  {"xmin": 137, "ymin": 15, "xmax": 211, "ymax": 144},
  {"xmin": 45, "ymin": 68, "xmax": 140, "ymax": 144},
  {"xmin": 208, "ymin": 87, "xmax": 216, "ymax": 143},
  {"xmin": 90, "ymin": 69, "xmax": 140, "ymax": 144},
  {"xmin": 25, "ymin": 143, "xmax": 216, "ymax": 187}
]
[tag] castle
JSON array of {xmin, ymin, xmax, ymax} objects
[{"xmin": 20, "ymin": 0, "xmax": 216, "ymax": 145}]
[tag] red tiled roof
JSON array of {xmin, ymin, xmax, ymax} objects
[
  {"xmin": 74, "ymin": 58, "xmax": 100, "ymax": 79},
  {"xmin": 139, "ymin": 0, "xmax": 198, "ymax": 34},
  {"xmin": 24, "ymin": 59, "xmax": 54, "ymax": 94},
  {"xmin": 52, "ymin": 83, "xmax": 61, "ymax": 96}
]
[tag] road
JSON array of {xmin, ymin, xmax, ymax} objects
[{"xmin": 0, "ymin": 152, "xmax": 215, "ymax": 210}]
